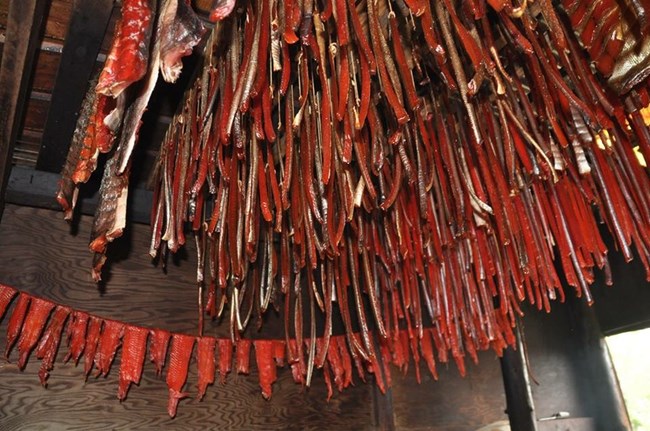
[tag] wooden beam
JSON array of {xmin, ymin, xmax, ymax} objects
[
  {"xmin": 36, "ymin": 0, "xmax": 114, "ymax": 173},
  {"xmin": 0, "ymin": 0, "xmax": 50, "ymax": 220},
  {"xmin": 5, "ymin": 166, "xmax": 153, "ymax": 224},
  {"xmin": 371, "ymin": 384, "xmax": 395, "ymax": 430},
  {"xmin": 566, "ymin": 295, "xmax": 632, "ymax": 429}
]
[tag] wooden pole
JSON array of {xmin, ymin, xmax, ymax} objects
[
  {"xmin": 566, "ymin": 294, "xmax": 632, "ymax": 430},
  {"xmin": 0, "ymin": 0, "xmax": 49, "ymax": 220},
  {"xmin": 500, "ymin": 324, "xmax": 538, "ymax": 431},
  {"xmin": 372, "ymin": 383, "xmax": 395, "ymax": 430}
]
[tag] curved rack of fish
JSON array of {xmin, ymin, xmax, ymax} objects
[{"xmin": 55, "ymin": 0, "xmax": 650, "ymax": 413}]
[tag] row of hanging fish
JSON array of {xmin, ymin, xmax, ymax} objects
[{"xmin": 0, "ymin": 284, "xmax": 447, "ymax": 416}]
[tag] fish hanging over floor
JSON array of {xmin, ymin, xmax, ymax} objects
[
  {"xmin": 57, "ymin": 0, "xmax": 205, "ymax": 280},
  {"xmin": 56, "ymin": 80, "xmax": 98, "ymax": 221}
]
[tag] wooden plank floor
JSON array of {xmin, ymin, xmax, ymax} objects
[
  {"xmin": 0, "ymin": 205, "xmax": 376, "ymax": 430},
  {"xmin": 0, "ymin": 204, "xmax": 509, "ymax": 430},
  {"xmin": 389, "ymin": 351, "xmax": 508, "ymax": 431}
]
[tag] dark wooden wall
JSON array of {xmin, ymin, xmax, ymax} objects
[
  {"xmin": 0, "ymin": 204, "xmax": 509, "ymax": 430},
  {"xmin": 390, "ymin": 351, "xmax": 507, "ymax": 431}
]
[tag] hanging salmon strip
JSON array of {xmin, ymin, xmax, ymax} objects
[
  {"xmin": 254, "ymin": 340, "xmax": 277, "ymax": 400},
  {"xmin": 165, "ymin": 334, "xmax": 195, "ymax": 418},
  {"xmin": 96, "ymin": 0, "xmax": 156, "ymax": 97},
  {"xmin": 0, "ymin": 284, "xmax": 17, "ymax": 321},
  {"xmin": 196, "ymin": 336, "xmax": 216, "ymax": 400},
  {"xmin": 149, "ymin": 328, "xmax": 172, "ymax": 376},
  {"xmin": 64, "ymin": 311, "xmax": 89, "ymax": 365},
  {"xmin": 16, "ymin": 297, "xmax": 55, "ymax": 370},
  {"xmin": 5, "ymin": 294, "xmax": 31, "ymax": 359},
  {"xmin": 35, "ymin": 306, "xmax": 71, "ymax": 386},
  {"xmin": 118, "ymin": 325, "xmax": 149, "ymax": 400}
]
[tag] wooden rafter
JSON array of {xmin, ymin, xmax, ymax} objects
[
  {"xmin": 36, "ymin": 0, "xmax": 115, "ymax": 173},
  {"xmin": 0, "ymin": 0, "xmax": 49, "ymax": 219},
  {"xmin": 5, "ymin": 165, "xmax": 153, "ymax": 224}
]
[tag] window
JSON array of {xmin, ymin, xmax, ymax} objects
[{"xmin": 606, "ymin": 328, "xmax": 650, "ymax": 430}]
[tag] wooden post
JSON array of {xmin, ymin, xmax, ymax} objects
[
  {"xmin": 372, "ymin": 384, "xmax": 395, "ymax": 431},
  {"xmin": 0, "ymin": 0, "xmax": 49, "ymax": 219},
  {"xmin": 500, "ymin": 324, "xmax": 538, "ymax": 431},
  {"xmin": 36, "ymin": 0, "xmax": 114, "ymax": 173},
  {"xmin": 566, "ymin": 294, "xmax": 632, "ymax": 430}
]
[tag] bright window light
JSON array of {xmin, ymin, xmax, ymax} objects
[{"xmin": 606, "ymin": 328, "xmax": 650, "ymax": 430}]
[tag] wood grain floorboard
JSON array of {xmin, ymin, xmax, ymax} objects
[
  {"xmin": 0, "ymin": 205, "xmax": 376, "ymax": 429},
  {"xmin": 390, "ymin": 352, "xmax": 508, "ymax": 431},
  {"xmin": 0, "ymin": 358, "xmax": 376, "ymax": 430},
  {"xmin": 0, "ymin": 205, "xmax": 511, "ymax": 430}
]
